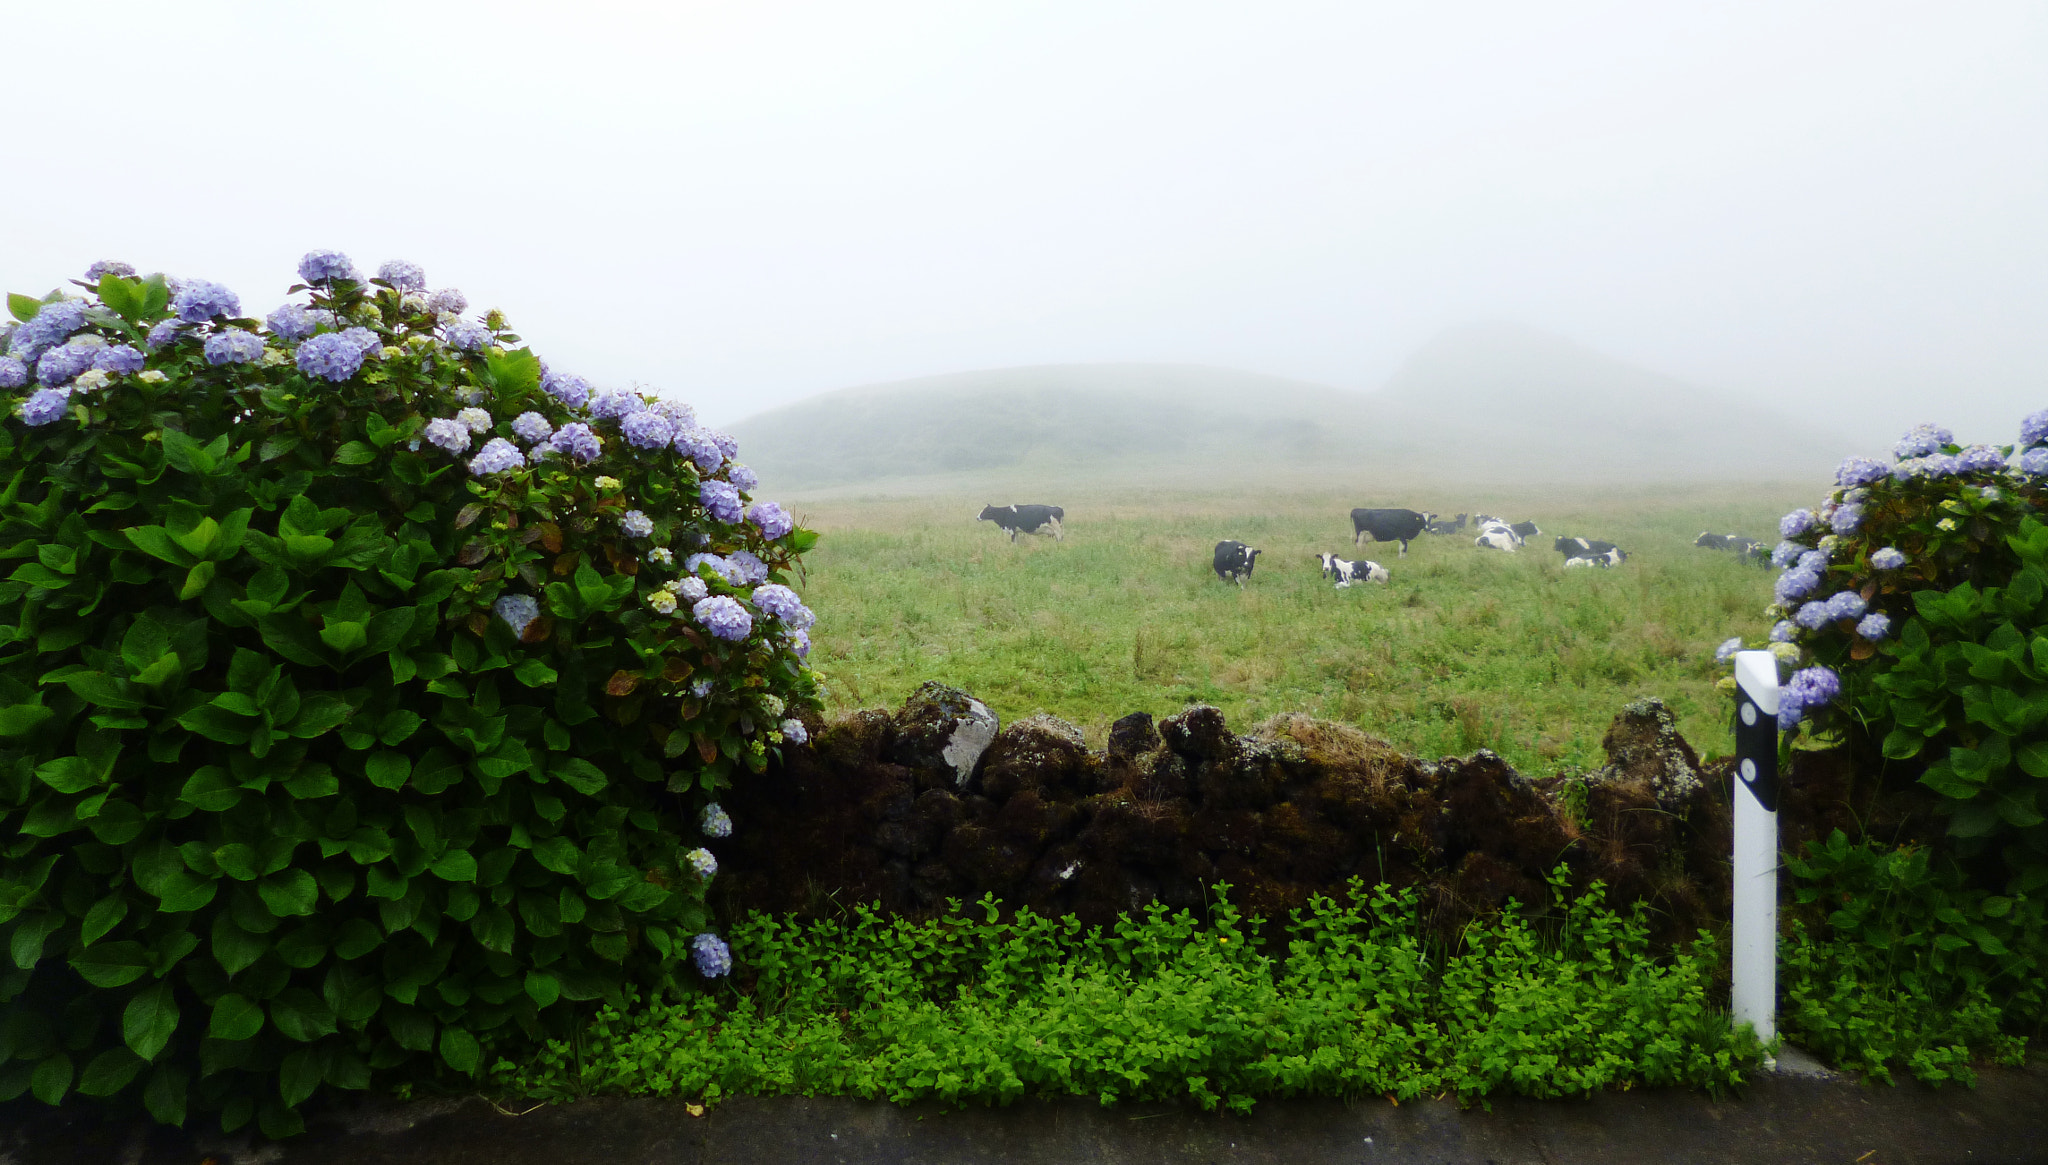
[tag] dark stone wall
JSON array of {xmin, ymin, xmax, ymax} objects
[{"xmin": 718, "ymin": 688, "xmax": 1935, "ymax": 946}]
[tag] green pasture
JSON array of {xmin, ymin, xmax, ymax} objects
[{"xmin": 785, "ymin": 476, "xmax": 1808, "ymax": 773}]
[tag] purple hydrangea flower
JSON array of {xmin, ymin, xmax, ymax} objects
[
  {"xmin": 691, "ymin": 933, "xmax": 732, "ymax": 978},
  {"xmin": 591, "ymin": 390, "xmax": 645, "ymax": 421},
  {"xmin": 727, "ymin": 550, "xmax": 767, "ymax": 584},
  {"xmin": 787, "ymin": 629, "xmax": 811, "ymax": 659},
  {"xmin": 751, "ymin": 583, "xmax": 805, "ymax": 622},
  {"xmin": 700, "ymin": 480, "xmax": 742, "ymax": 524},
  {"xmin": 298, "ymin": 250, "xmax": 358, "ymax": 285},
  {"xmin": 1713, "ymin": 636, "xmax": 1743, "ymax": 664},
  {"xmin": 1770, "ymin": 541, "xmax": 1802, "ymax": 569},
  {"xmin": 708, "ymin": 430, "xmax": 737, "ymax": 459},
  {"xmin": 1856, "ymin": 612, "xmax": 1891, "ymax": 641},
  {"xmin": 337, "ymin": 327, "xmax": 379, "ymax": 355},
  {"xmin": 686, "ymin": 848, "xmax": 718, "ymax": 879},
  {"xmin": 9, "ymin": 301, "xmax": 87, "ymax": 359},
  {"xmin": 444, "ymin": 320, "xmax": 490, "ymax": 352},
  {"xmin": 203, "ymin": 330, "xmax": 266, "ymax": 366},
  {"xmin": 0, "ymin": 357, "xmax": 24, "ymax": 389},
  {"xmin": 423, "ymin": 418, "xmax": 471, "ymax": 454},
  {"xmin": 1870, "ymin": 546, "xmax": 1907, "ymax": 570},
  {"xmin": 542, "ymin": 370, "xmax": 591, "ymax": 409},
  {"xmin": 678, "ymin": 576, "xmax": 709, "ymax": 602},
  {"xmin": 748, "ymin": 502, "xmax": 793, "ymax": 540},
  {"xmin": 494, "ymin": 593, "xmax": 540, "ymax": 638},
  {"xmin": 674, "ymin": 427, "xmax": 723, "ymax": 472},
  {"xmin": 144, "ymin": 320, "xmax": 183, "ymax": 350},
  {"xmin": 84, "ymin": 260, "xmax": 134, "ymax": 281},
  {"xmin": 1794, "ymin": 601, "xmax": 1834, "ymax": 630},
  {"xmin": 1775, "ymin": 568, "xmax": 1821, "ymax": 603},
  {"xmin": 2022, "ymin": 410, "xmax": 2048, "ymax": 447},
  {"xmin": 549, "ymin": 422, "xmax": 602, "ymax": 462},
  {"xmin": 621, "ymin": 509, "xmax": 654, "ymax": 538},
  {"xmin": 36, "ymin": 342, "xmax": 97, "ymax": 385},
  {"xmin": 684, "ymin": 552, "xmax": 726, "ymax": 577},
  {"xmin": 653, "ymin": 398, "xmax": 696, "ymax": 429},
  {"xmin": 170, "ymin": 279, "xmax": 240, "ymax": 323},
  {"xmin": 469, "ymin": 437, "xmax": 524, "ymax": 476},
  {"xmin": 693, "ymin": 595, "xmax": 752, "ymax": 641},
  {"xmin": 1925, "ymin": 454, "xmax": 1962, "ymax": 478},
  {"xmin": 1769, "ymin": 620, "xmax": 1797, "ymax": 643},
  {"xmin": 511, "ymin": 411, "xmax": 553, "ymax": 443},
  {"xmin": 296, "ymin": 332, "xmax": 364, "ymax": 382},
  {"xmin": 94, "ymin": 345, "xmax": 145, "ymax": 374},
  {"xmin": 1779, "ymin": 509, "xmax": 1814, "ymax": 538},
  {"xmin": 1829, "ymin": 503, "xmax": 1864, "ymax": 535},
  {"xmin": 1956, "ymin": 444, "xmax": 2006, "ymax": 474},
  {"xmin": 20, "ymin": 387, "xmax": 70, "ymax": 426},
  {"xmin": 1789, "ymin": 666, "xmax": 1841, "ymax": 707},
  {"xmin": 1796, "ymin": 550, "xmax": 1828, "ymax": 573},
  {"xmin": 1777, "ymin": 688, "xmax": 1805, "ymax": 732},
  {"xmin": 426, "ymin": 288, "xmax": 467, "ymax": 314},
  {"xmin": 266, "ymin": 303, "xmax": 333, "ymax": 341},
  {"xmin": 621, "ymin": 410, "xmax": 674, "ymax": 449},
  {"xmin": 2021, "ymin": 448, "xmax": 2048, "ymax": 477},
  {"xmin": 728, "ymin": 464, "xmax": 758, "ymax": 492},
  {"xmin": 699, "ymin": 803, "xmax": 732, "ymax": 838},
  {"xmin": 1826, "ymin": 591, "xmax": 1868, "ymax": 622},
  {"xmin": 780, "ymin": 718, "xmax": 808, "ymax": 745},
  {"xmin": 1894, "ymin": 423, "xmax": 1952, "ymax": 460},
  {"xmin": 375, "ymin": 260, "xmax": 426, "ymax": 291},
  {"xmin": 1835, "ymin": 456, "xmax": 1889, "ymax": 488}
]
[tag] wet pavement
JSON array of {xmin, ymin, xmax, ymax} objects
[{"xmin": 2, "ymin": 1055, "xmax": 2042, "ymax": 1165}]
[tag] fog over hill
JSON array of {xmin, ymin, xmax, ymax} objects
[{"xmin": 728, "ymin": 325, "xmax": 1854, "ymax": 491}]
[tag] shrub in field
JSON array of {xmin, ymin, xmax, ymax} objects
[
  {"xmin": 0, "ymin": 255, "xmax": 818, "ymax": 1134},
  {"xmin": 1717, "ymin": 416, "xmax": 2048, "ymax": 891}
]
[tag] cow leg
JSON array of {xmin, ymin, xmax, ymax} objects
[
  {"xmin": 1052, "ymin": 519, "xmax": 1063, "ymax": 542},
  {"xmin": 1398, "ymin": 539, "xmax": 1408, "ymax": 558}
]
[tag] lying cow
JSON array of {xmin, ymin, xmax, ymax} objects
[
  {"xmin": 1555, "ymin": 535, "xmax": 1627, "ymax": 564},
  {"xmin": 977, "ymin": 503, "xmax": 1065, "ymax": 542},
  {"xmin": 1564, "ymin": 547, "xmax": 1627, "ymax": 568},
  {"xmin": 1213, "ymin": 540, "xmax": 1262, "ymax": 586},
  {"xmin": 1509, "ymin": 520, "xmax": 1540, "ymax": 539},
  {"xmin": 1425, "ymin": 512, "xmax": 1469, "ymax": 535},
  {"xmin": 1318, "ymin": 553, "xmax": 1389, "ymax": 587},
  {"xmin": 1350, "ymin": 508, "xmax": 1433, "ymax": 556},
  {"xmin": 1474, "ymin": 524, "xmax": 1520, "ymax": 553},
  {"xmin": 1694, "ymin": 532, "xmax": 1762, "ymax": 555}
]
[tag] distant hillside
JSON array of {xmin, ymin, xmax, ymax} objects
[{"xmin": 728, "ymin": 327, "xmax": 1853, "ymax": 491}]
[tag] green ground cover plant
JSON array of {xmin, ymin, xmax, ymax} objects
[
  {"xmin": 789, "ymin": 481, "xmax": 1797, "ymax": 772},
  {"xmin": 493, "ymin": 871, "xmax": 1763, "ymax": 1111},
  {"xmin": 0, "ymin": 255, "xmax": 818, "ymax": 1135}
]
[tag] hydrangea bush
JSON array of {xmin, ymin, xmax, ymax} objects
[
  {"xmin": 1717, "ymin": 416, "xmax": 2048, "ymax": 891},
  {"xmin": 0, "ymin": 256, "xmax": 818, "ymax": 1134}
]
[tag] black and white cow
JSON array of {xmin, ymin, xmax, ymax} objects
[
  {"xmin": 1214, "ymin": 541, "xmax": 1262, "ymax": 586},
  {"xmin": 1564, "ymin": 547, "xmax": 1627, "ymax": 569},
  {"xmin": 1694, "ymin": 532, "xmax": 1762, "ymax": 555},
  {"xmin": 1509, "ymin": 520, "xmax": 1541, "ymax": 540},
  {"xmin": 1474, "ymin": 522, "xmax": 1520, "ymax": 552},
  {"xmin": 1318, "ymin": 553, "xmax": 1389, "ymax": 587},
  {"xmin": 977, "ymin": 503, "xmax": 1065, "ymax": 542},
  {"xmin": 1350, "ymin": 508, "xmax": 1433, "ymax": 556}
]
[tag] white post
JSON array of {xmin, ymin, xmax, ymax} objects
[{"xmin": 1731, "ymin": 651, "xmax": 1780, "ymax": 1058}]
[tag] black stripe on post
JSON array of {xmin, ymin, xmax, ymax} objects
[{"xmin": 1734, "ymin": 690, "xmax": 1779, "ymax": 813}]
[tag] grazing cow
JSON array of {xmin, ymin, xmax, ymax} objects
[
  {"xmin": 1694, "ymin": 532, "xmax": 1762, "ymax": 555},
  {"xmin": 1425, "ymin": 512, "xmax": 1469, "ymax": 535},
  {"xmin": 1318, "ymin": 553, "xmax": 1389, "ymax": 587},
  {"xmin": 1213, "ymin": 541, "xmax": 1262, "ymax": 586},
  {"xmin": 1742, "ymin": 543, "xmax": 1771, "ymax": 567},
  {"xmin": 1564, "ymin": 547, "xmax": 1627, "ymax": 569},
  {"xmin": 977, "ymin": 503, "xmax": 1065, "ymax": 542},
  {"xmin": 1509, "ymin": 520, "xmax": 1541, "ymax": 540},
  {"xmin": 1474, "ymin": 526, "xmax": 1519, "ymax": 553},
  {"xmin": 1349, "ymin": 508, "xmax": 1433, "ymax": 556}
]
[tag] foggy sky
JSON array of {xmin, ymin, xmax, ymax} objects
[{"xmin": 4, "ymin": 2, "xmax": 2043, "ymax": 449}]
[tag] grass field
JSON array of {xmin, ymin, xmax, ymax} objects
[{"xmin": 783, "ymin": 475, "xmax": 1809, "ymax": 774}]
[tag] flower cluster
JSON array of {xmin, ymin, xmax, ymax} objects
[
  {"xmin": 1715, "ymin": 415, "xmax": 2046, "ymax": 733},
  {"xmin": 691, "ymin": 933, "xmax": 732, "ymax": 978}
]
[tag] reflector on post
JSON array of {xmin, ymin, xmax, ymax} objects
[{"xmin": 1731, "ymin": 650, "xmax": 1779, "ymax": 1055}]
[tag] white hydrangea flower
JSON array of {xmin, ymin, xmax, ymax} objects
[
  {"xmin": 647, "ymin": 589, "xmax": 677, "ymax": 615},
  {"xmin": 136, "ymin": 370, "xmax": 167, "ymax": 384},
  {"xmin": 456, "ymin": 407, "xmax": 493, "ymax": 434},
  {"xmin": 648, "ymin": 547, "xmax": 674, "ymax": 568},
  {"xmin": 594, "ymin": 476, "xmax": 622, "ymax": 491},
  {"xmin": 71, "ymin": 369, "xmax": 110, "ymax": 392}
]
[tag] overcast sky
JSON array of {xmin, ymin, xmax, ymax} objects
[{"xmin": 4, "ymin": 2, "xmax": 2042, "ymax": 445}]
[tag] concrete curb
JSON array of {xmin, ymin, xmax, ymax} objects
[{"xmin": 4, "ymin": 1059, "xmax": 2042, "ymax": 1165}]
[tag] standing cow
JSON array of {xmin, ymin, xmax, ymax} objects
[
  {"xmin": 1349, "ymin": 508, "xmax": 1433, "ymax": 556},
  {"xmin": 1214, "ymin": 541, "xmax": 1262, "ymax": 586},
  {"xmin": 977, "ymin": 503, "xmax": 1065, "ymax": 542}
]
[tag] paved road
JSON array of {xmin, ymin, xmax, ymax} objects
[{"xmin": 4, "ymin": 1059, "xmax": 2042, "ymax": 1165}]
